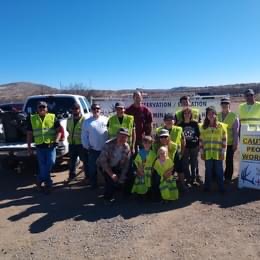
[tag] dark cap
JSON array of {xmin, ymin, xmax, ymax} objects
[
  {"xmin": 159, "ymin": 129, "xmax": 170, "ymax": 137},
  {"xmin": 220, "ymin": 98, "xmax": 230, "ymax": 104},
  {"xmin": 91, "ymin": 103, "xmax": 101, "ymax": 109},
  {"xmin": 37, "ymin": 101, "xmax": 48, "ymax": 107},
  {"xmin": 117, "ymin": 127, "xmax": 130, "ymax": 136},
  {"xmin": 72, "ymin": 102, "xmax": 80, "ymax": 109},
  {"xmin": 164, "ymin": 113, "xmax": 174, "ymax": 121},
  {"xmin": 244, "ymin": 89, "xmax": 255, "ymax": 95},
  {"xmin": 115, "ymin": 101, "xmax": 125, "ymax": 108}
]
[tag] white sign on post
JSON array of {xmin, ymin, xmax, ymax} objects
[{"xmin": 239, "ymin": 124, "xmax": 260, "ymax": 190}]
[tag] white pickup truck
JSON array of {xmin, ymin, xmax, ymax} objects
[{"xmin": 0, "ymin": 94, "xmax": 91, "ymax": 170}]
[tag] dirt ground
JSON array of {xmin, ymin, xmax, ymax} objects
[{"xmin": 0, "ymin": 150, "xmax": 259, "ymax": 260}]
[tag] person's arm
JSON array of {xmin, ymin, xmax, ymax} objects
[
  {"xmin": 81, "ymin": 120, "xmax": 90, "ymax": 149},
  {"xmin": 232, "ymin": 117, "xmax": 239, "ymax": 151},
  {"xmin": 199, "ymin": 136, "xmax": 205, "ymax": 160},
  {"xmin": 221, "ymin": 126, "xmax": 228, "ymax": 160},
  {"xmin": 163, "ymin": 167, "xmax": 174, "ymax": 180},
  {"xmin": 144, "ymin": 109, "xmax": 153, "ymax": 135},
  {"xmin": 180, "ymin": 132, "xmax": 186, "ymax": 156},
  {"xmin": 131, "ymin": 127, "xmax": 136, "ymax": 153}
]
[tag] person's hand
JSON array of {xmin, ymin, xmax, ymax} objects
[
  {"xmin": 131, "ymin": 147, "xmax": 135, "ymax": 155},
  {"xmin": 200, "ymin": 154, "xmax": 205, "ymax": 160},
  {"xmin": 220, "ymin": 154, "xmax": 225, "ymax": 160},
  {"xmin": 111, "ymin": 173, "xmax": 118, "ymax": 182},
  {"xmin": 163, "ymin": 171, "xmax": 172, "ymax": 180},
  {"xmin": 137, "ymin": 170, "xmax": 144, "ymax": 177}
]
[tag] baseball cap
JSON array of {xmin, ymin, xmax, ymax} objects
[
  {"xmin": 164, "ymin": 113, "xmax": 174, "ymax": 121},
  {"xmin": 37, "ymin": 101, "xmax": 48, "ymax": 107},
  {"xmin": 118, "ymin": 127, "xmax": 130, "ymax": 136},
  {"xmin": 91, "ymin": 103, "xmax": 101, "ymax": 109},
  {"xmin": 159, "ymin": 129, "xmax": 170, "ymax": 137},
  {"xmin": 115, "ymin": 101, "xmax": 125, "ymax": 108},
  {"xmin": 220, "ymin": 98, "xmax": 230, "ymax": 104},
  {"xmin": 244, "ymin": 89, "xmax": 255, "ymax": 96}
]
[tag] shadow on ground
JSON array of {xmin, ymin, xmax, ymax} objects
[{"xmin": 0, "ymin": 164, "xmax": 259, "ymax": 234}]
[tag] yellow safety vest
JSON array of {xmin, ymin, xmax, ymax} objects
[
  {"xmin": 200, "ymin": 122, "xmax": 227, "ymax": 160},
  {"xmin": 131, "ymin": 150, "xmax": 157, "ymax": 194},
  {"xmin": 217, "ymin": 112, "xmax": 236, "ymax": 145},
  {"xmin": 30, "ymin": 113, "xmax": 56, "ymax": 145},
  {"xmin": 153, "ymin": 158, "xmax": 178, "ymax": 200},
  {"xmin": 176, "ymin": 108, "xmax": 200, "ymax": 123},
  {"xmin": 67, "ymin": 116, "xmax": 84, "ymax": 145},
  {"xmin": 239, "ymin": 102, "xmax": 260, "ymax": 125},
  {"xmin": 108, "ymin": 114, "xmax": 134, "ymax": 140}
]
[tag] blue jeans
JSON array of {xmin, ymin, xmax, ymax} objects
[
  {"xmin": 36, "ymin": 147, "xmax": 56, "ymax": 187},
  {"xmin": 69, "ymin": 144, "xmax": 88, "ymax": 178},
  {"xmin": 204, "ymin": 159, "xmax": 224, "ymax": 191},
  {"xmin": 87, "ymin": 149, "xmax": 101, "ymax": 187}
]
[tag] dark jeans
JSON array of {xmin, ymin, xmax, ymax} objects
[
  {"xmin": 182, "ymin": 147, "xmax": 199, "ymax": 182},
  {"xmin": 69, "ymin": 144, "xmax": 88, "ymax": 178},
  {"xmin": 224, "ymin": 145, "xmax": 234, "ymax": 181},
  {"xmin": 204, "ymin": 159, "xmax": 224, "ymax": 191},
  {"xmin": 87, "ymin": 149, "xmax": 101, "ymax": 187},
  {"xmin": 102, "ymin": 167, "xmax": 122, "ymax": 200}
]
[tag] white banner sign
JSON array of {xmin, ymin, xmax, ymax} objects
[
  {"xmin": 239, "ymin": 124, "xmax": 260, "ymax": 190},
  {"xmin": 92, "ymin": 95, "xmax": 226, "ymax": 129}
]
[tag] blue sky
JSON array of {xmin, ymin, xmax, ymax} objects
[{"xmin": 0, "ymin": 0, "xmax": 260, "ymax": 90}]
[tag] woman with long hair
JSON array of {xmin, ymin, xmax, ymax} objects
[{"xmin": 199, "ymin": 106, "xmax": 227, "ymax": 192}]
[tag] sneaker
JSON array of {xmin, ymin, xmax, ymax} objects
[
  {"xmin": 44, "ymin": 186, "xmax": 52, "ymax": 195},
  {"xmin": 36, "ymin": 182, "xmax": 43, "ymax": 192}
]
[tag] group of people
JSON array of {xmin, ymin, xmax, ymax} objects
[{"xmin": 27, "ymin": 89, "xmax": 260, "ymax": 204}]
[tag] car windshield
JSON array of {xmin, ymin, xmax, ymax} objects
[{"xmin": 24, "ymin": 97, "xmax": 76, "ymax": 115}]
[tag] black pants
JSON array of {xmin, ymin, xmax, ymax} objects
[
  {"xmin": 150, "ymin": 171, "xmax": 161, "ymax": 201},
  {"xmin": 224, "ymin": 145, "xmax": 234, "ymax": 181}
]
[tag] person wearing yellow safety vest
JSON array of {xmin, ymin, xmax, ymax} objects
[
  {"xmin": 152, "ymin": 146, "xmax": 179, "ymax": 201},
  {"xmin": 27, "ymin": 101, "xmax": 62, "ymax": 193},
  {"xmin": 81, "ymin": 103, "xmax": 108, "ymax": 188},
  {"xmin": 156, "ymin": 113, "xmax": 188, "ymax": 192},
  {"xmin": 217, "ymin": 98, "xmax": 239, "ymax": 182},
  {"xmin": 66, "ymin": 103, "xmax": 88, "ymax": 182},
  {"xmin": 174, "ymin": 95, "xmax": 201, "ymax": 125},
  {"xmin": 107, "ymin": 101, "xmax": 136, "ymax": 154},
  {"xmin": 131, "ymin": 136, "xmax": 157, "ymax": 196},
  {"xmin": 239, "ymin": 88, "xmax": 260, "ymax": 127},
  {"xmin": 200, "ymin": 106, "xmax": 227, "ymax": 193}
]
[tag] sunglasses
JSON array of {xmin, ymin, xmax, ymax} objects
[
  {"xmin": 160, "ymin": 136, "xmax": 168, "ymax": 139},
  {"xmin": 246, "ymin": 94, "xmax": 253, "ymax": 97},
  {"xmin": 92, "ymin": 107, "xmax": 100, "ymax": 110},
  {"xmin": 38, "ymin": 105, "xmax": 46, "ymax": 109}
]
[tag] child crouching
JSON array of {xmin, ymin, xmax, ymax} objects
[{"xmin": 152, "ymin": 146, "xmax": 179, "ymax": 201}]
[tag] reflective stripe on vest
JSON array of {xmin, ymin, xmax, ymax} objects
[
  {"xmin": 31, "ymin": 113, "xmax": 56, "ymax": 145},
  {"xmin": 200, "ymin": 122, "xmax": 227, "ymax": 160},
  {"xmin": 108, "ymin": 114, "xmax": 134, "ymax": 140},
  {"xmin": 67, "ymin": 116, "xmax": 84, "ymax": 144},
  {"xmin": 239, "ymin": 102, "xmax": 260, "ymax": 125},
  {"xmin": 217, "ymin": 112, "xmax": 236, "ymax": 145}
]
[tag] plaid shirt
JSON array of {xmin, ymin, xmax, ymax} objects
[{"xmin": 96, "ymin": 138, "xmax": 131, "ymax": 182}]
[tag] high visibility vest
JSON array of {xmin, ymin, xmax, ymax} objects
[
  {"xmin": 217, "ymin": 112, "xmax": 236, "ymax": 145},
  {"xmin": 239, "ymin": 102, "xmax": 260, "ymax": 125},
  {"xmin": 176, "ymin": 108, "xmax": 200, "ymax": 123},
  {"xmin": 132, "ymin": 150, "xmax": 157, "ymax": 194},
  {"xmin": 153, "ymin": 158, "xmax": 179, "ymax": 200},
  {"xmin": 153, "ymin": 141, "xmax": 178, "ymax": 161},
  {"xmin": 30, "ymin": 113, "xmax": 56, "ymax": 145},
  {"xmin": 200, "ymin": 122, "xmax": 227, "ymax": 160},
  {"xmin": 67, "ymin": 116, "xmax": 84, "ymax": 145},
  {"xmin": 108, "ymin": 114, "xmax": 134, "ymax": 140}
]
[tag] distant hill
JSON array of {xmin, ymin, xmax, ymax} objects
[{"xmin": 0, "ymin": 81, "xmax": 260, "ymax": 104}]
